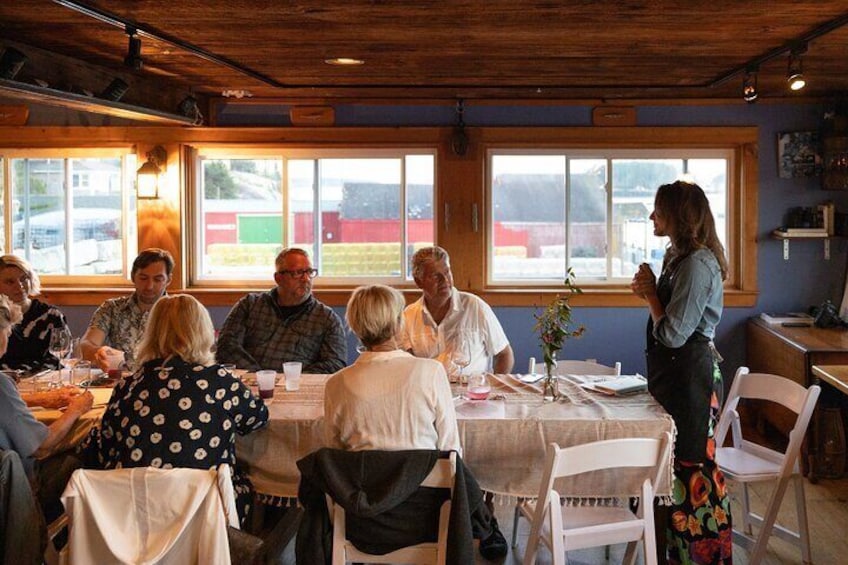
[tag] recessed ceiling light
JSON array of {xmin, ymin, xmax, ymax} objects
[{"xmin": 324, "ymin": 57, "xmax": 364, "ymax": 66}]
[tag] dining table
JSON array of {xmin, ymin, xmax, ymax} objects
[{"xmin": 236, "ymin": 372, "xmax": 677, "ymax": 504}]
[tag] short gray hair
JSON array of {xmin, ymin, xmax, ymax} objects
[
  {"xmin": 0, "ymin": 294, "xmax": 22, "ymax": 332},
  {"xmin": 275, "ymin": 247, "xmax": 310, "ymax": 270},
  {"xmin": 411, "ymin": 246, "xmax": 450, "ymax": 280}
]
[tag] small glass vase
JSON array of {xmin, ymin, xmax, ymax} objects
[{"xmin": 542, "ymin": 361, "xmax": 559, "ymax": 401}]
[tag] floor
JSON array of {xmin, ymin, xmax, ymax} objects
[{"xmin": 273, "ymin": 475, "xmax": 848, "ymax": 564}]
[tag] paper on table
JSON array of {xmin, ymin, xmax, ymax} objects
[{"xmin": 576, "ymin": 374, "xmax": 648, "ymax": 396}]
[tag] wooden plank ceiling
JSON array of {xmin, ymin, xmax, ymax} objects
[{"xmin": 1, "ymin": 0, "xmax": 848, "ymax": 118}]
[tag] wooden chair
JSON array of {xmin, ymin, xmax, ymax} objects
[
  {"xmin": 516, "ymin": 433, "xmax": 671, "ymax": 565},
  {"xmin": 329, "ymin": 451, "xmax": 456, "ymax": 565},
  {"xmin": 715, "ymin": 366, "xmax": 821, "ymax": 565}
]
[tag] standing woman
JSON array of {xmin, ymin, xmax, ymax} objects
[
  {"xmin": 0, "ymin": 255, "xmax": 70, "ymax": 372},
  {"xmin": 631, "ymin": 181, "xmax": 732, "ymax": 564}
]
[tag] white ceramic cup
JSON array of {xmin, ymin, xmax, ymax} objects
[
  {"xmin": 256, "ymin": 370, "xmax": 277, "ymax": 400},
  {"xmin": 283, "ymin": 361, "xmax": 302, "ymax": 391}
]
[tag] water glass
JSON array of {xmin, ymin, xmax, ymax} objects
[
  {"xmin": 73, "ymin": 360, "xmax": 92, "ymax": 386},
  {"xmin": 283, "ymin": 361, "xmax": 302, "ymax": 391},
  {"xmin": 256, "ymin": 370, "xmax": 277, "ymax": 400}
]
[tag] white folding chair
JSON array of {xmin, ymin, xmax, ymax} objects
[
  {"xmin": 553, "ymin": 359, "xmax": 622, "ymax": 377},
  {"xmin": 516, "ymin": 433, "xmax": 672, "ymax": 565},
  {"xmin": 329, "ymin": 451, "xmax": 457, "ymax": 565},
  {"xmin": 512, "ymin": 357, "xmax": 623, "ymax": 549},
  {"xmin": 61, "ymin": 464, "xmax": 240, "ymax": 565},
  {"xmin": 715, "ymin": 366, "xmax": 821, "ymax": 565}
]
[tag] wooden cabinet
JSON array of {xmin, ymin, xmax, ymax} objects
[{"xmin": 746, "ymin": 317, "xmax": 848, "ymax": 479}]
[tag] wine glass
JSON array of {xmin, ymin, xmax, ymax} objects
[
  {"xmin": 451, "ymin": 337, "xmax": 472, "ymax": 385},
  {"xmin": 61, "ymin": 338, "xmax": 81, "ymax": 372},
  {"xmin": 48, "ymin": 327, "xmax": 71, "ymax": 388},
  {"xmin": 466, "ymin": 372, "xmax": 491, "ymax": 400}
]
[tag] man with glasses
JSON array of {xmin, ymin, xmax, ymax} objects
[{"xmin": 216, "ymin": 247, "xmax": 346, "ymax": 373}]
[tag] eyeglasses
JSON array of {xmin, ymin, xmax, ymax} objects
[{"xmin": 277, "ymin": 268, "xmax": 318, "ymax": 279}]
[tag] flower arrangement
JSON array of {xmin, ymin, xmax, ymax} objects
[{"xmin": 533, "ymin": 267, "xmax": 585, "ymax": 398}]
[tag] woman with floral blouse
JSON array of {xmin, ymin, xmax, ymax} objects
[{"xmin": 79, "ymin": 294, "xmax": 268, "ymax": 525}]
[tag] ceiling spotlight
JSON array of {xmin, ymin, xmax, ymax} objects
[
  {"xmin": 787, "ymin": 47, "xmax": 806, "ymax": 91},
  {"xmin": 124, "ymin": 27, "xmax": 143, "ymax": 70},
  {"xmin": 177, "ymin": 95, "xmax": 204, "ymax": 125},
  {"xmin": 100, "ymin": 77, "xmax": 129, "ymax": 101},
  {"xmin": 0, "ymin": 46, "xmax": 27, "ymax": 80},
  {"xmin": 742, "ymin": 67, "xmax": 758, "ymax": 103}
]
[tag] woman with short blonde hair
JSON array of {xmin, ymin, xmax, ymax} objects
[
  {"xmin": 0, "ymin": 254, "xmax": 70, "ymax": 372},
  {"xmin": 81, "ymin": 293, "xmax": 268, "ymax": 525},
  {"xmin": 134, "ymin": 294, "xmax": 215, "ymax": 366},
  {"xmin": 345, "ymin": 284, "xmax": 406, "ymax": 348}
]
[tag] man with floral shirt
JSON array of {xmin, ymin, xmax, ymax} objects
[{"xmin": 80, "ymin": 248, "xmax": 173, "ymax": 371}]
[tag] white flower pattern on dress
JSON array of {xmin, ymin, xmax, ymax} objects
[{"xmin": 78, "ymin": 357, "xmax": 269, "ymax": 527}]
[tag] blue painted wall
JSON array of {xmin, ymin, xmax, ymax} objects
[{"xmin": 58, "ymin": 101, "xmax": 848, "ymax": 379}]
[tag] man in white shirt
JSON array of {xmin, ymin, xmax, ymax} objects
[{"xmin": 402, "ymin": 246, "xmax": 514, "ymax": 376}]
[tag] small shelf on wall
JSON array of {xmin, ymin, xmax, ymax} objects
[{"xmin": 771, "ymin": 229, "xmax": 838, "ymax": 260}]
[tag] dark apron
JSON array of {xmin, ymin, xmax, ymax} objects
[{"xmin": 645, "ymin": 263, "xmax": 714, "ymax": 464}]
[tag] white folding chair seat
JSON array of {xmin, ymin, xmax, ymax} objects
[
  {"xmin": 516, "ymin": 432, "xmax": 672, "ymax": 565},
  {"xmin": 330, "ymin": 451, "xmax": 456, "ymax": 565},
  {"xmin": 716, "ymin": 367, "xmax": 820, "ymax": 565}
]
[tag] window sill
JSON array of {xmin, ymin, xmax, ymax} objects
[{"xmin": 42, "ymin": 286, "xmax": 758, "ymax": 308}]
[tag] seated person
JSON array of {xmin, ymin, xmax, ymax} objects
[
  {"xmin": 0, "ymin": 255, "xmax": 70, "ymax": 372},
  {"xmin": 80, "ymin": 248, "xmax": 174, "ymax": 372},
  {"xmin": 216, "ymin": 247, "xmax": 346, "ymax": 373},
  {"xmin": 0, "ymin": 294, "xmax": 93, "ymax": 519},
  {"xmin": 79, "ymin": 294, "xmax": 269, "ymax": 525},
  {"xmin": 402, "ymin": 246, "xmax": 514, "ymax": 377},
  {"xmin": 321, "ymin": 284, "xmax": 507, "ymax": 561}
]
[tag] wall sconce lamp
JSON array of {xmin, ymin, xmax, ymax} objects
[
  {"xmin": 136, "ymin": 145, "xmax": 166, "ymax": 199},
  {"xmin": 787, "ymin": 45, "xmax": 807, "ymax": 91},
  {"xmin": 742, "ymin": 67, "xmax": 758, "ymax": 103}
]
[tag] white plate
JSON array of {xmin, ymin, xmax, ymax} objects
[{"xmin": 518, "ymin": 373, "xmax": 546, "ymax": 384}]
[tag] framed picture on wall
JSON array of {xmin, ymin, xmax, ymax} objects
[{"xmin": 777, "ymin": 131, "xmax": 822, "ymax": 178}]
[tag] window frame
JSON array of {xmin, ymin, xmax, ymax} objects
[
  {"xmin": 188, "ymin": 145, "xmax": 438, "ymax": 288},
  {"xmin": 0, "ymin": 147, "xmax": 138, "ymax": 286},
  {"xmin": 468, "ymin": 127, "xmax": 758, "ymax": 308},
  {"xmin": 485, "ymin": 147, "xmax": 735, "ymax": 286}
]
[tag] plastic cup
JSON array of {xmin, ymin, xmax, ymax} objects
[
  {"xmin": 283, "ymin": 361, "xmax": 302, "ymax": 391},
  {"xmin": 73, "ymin": 360, "xmax": 92, "ymax": 386},
  {"xmin": 256, "ymin": 370, "xmax": 277, "ymax": 400}
]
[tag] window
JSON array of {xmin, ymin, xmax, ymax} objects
[
  {"xmin": 488, "ymin": 149, "xmax": 731, "ymax": 285},
  {"xmin": 192, "ymin": 148, "xmax": 435, "ymax": 284},
  {"xmin": 0, "ymin": 149, "xmax": 138, "ymax": 279}
]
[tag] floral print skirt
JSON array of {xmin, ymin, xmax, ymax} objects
[{"xmin": 667, "ymin": 364, "xmax": 733, "ymax": 564}]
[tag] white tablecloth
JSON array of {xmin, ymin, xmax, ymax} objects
[{"xmin": 236, "ymin": 373, "xmax": 676, "ymax": 502}]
